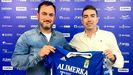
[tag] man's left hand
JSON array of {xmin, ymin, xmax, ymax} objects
[{"xmin": 103, "ymin": 49, "xmax": 116, "ymax": 62}]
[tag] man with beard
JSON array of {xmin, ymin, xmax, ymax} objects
[{"xmin": 11, "ymin": 1, "xmax": 72, "ymax": 75}]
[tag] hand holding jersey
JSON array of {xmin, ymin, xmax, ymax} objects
[
  {"xmin": 103, "ymin": 50, "xmax": 116, "ymax": 63},
  {"xmin": 39, "ymin": 45, "xmax": 55, "ymax": 58}
]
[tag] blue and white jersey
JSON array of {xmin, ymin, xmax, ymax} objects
[{"xmin": 44, "ymin": 46, "xmax": 110, "ymax": 75}]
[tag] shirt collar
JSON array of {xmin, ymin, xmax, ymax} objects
[{"xmin": 35, "ymin": 25, "xmax": 56, "ymax": 36}]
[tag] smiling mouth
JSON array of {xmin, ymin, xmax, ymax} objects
[
  {"xmin": 43, "ymin": 20, "xmax": 51, "ymax": 23},
  {"xmin": 86, "ymin": 23, "xmax": 93, "ymax": 25},
  {"xmin": 44, "ymin": 21, "xmax": 50, "ymax": 23}
]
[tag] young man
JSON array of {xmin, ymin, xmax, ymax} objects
[
  {"xmin": 70, "ymin": 5, "xmax": 124, "ymax": 75},
  {"xmin": 11, "ymin": 1, "xmax": 71, "ymax": 75}
]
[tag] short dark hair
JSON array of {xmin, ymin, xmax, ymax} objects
[
  {"xmin": 82, "ymin": 5, "xmax": 98, "ymax": 16},
  {"xmin": 38, "ymin": 1, "xmax": 56, "ymax": 13}
]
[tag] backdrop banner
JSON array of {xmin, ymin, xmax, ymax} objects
[{"xmin": 0, "ymin": 0, "xmax": 132, "ymax": 75}]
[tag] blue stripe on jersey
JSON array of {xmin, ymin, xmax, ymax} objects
[{"xmin": 44, "ymin": 46, "xmax": 110, "ymax": 75}]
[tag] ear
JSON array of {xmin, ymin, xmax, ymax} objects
[
  {"xmin": 97, "ymin": 16, "xmax": 99, "ymax": 23},
  {"xmin": 53, "ymin": 15, "xmax": 56, "ymax": 20},
  {"xmin": 98, "ymin": 16, "xmax": 100, "ymax": 19},
  {"xmin": 36, "ymin": 13, "xmax": 39, "ymax": 19},
  {"xmin": 81, "ymin": 17, "xmax": 84, "ymax": 25}
]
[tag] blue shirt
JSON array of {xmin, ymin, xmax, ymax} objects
[
  {"xmin": 11, "ymin": 26, "xmax": 72, "ymax": 75},
  {"xmin": 44, "ymin": 46, "xmax": 110, "ymax": 75}
]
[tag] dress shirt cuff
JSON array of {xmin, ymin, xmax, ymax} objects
[
  {"xmin": 107, "ymin": 55, "xmax": 116, "ymax": 65},
  {"xmin": 110, "ymin": 55, "xmax": 116, "ymax": 64},
  {"xmin": 34, "ymin": 52, "xmax": 43, "ymax": 64}
]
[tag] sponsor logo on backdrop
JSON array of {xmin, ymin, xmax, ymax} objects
[
  {"xmin": 124, "ymin": 60, "xmax": 129, "ymax": 63},
  {"xmin": 74, "ymin": 7, "xmax": 83, "ymax": 11},
  {"xmin": 96, "ymin": 8, "xmax": 101, "ymax": 11},
  {"xmin": 119, "ymin": 34, "xmax": 130, "ymax": 37},
  {"xmin": 2, "ymin": 33, "xmax": 13, "ymax": 37},
  {"xmin": 2, "ymin": 25, "xmax": 13, "ymax": 28},
  {"xmin": 59, "ymin": 16, "xmax": 71, "ymax": 20},
  {"xmin": 30, "ymin": 25, "xmax": 38, "ymax": 28},
  {"xmin": 3, "ymin": 66, "xmax": 13, "ymax": 70},
  {"xmin": 45, "ymin": 0, "xmax": 55, "ymax": 2},
  {"xmin": 74, "ymin": 0, "xmax": 85, "ymax": 2},
  {"xmin": 1, "ymin": 7, "xmax": 12, "ymax": 11},
  {"xmin": 60, "ymin": 25, "xmax": 71, "ymax": 28},
  {"xmin": 2, "ymin": 58, "xmax": 11, "ymax": 62},
  {"xmin": 18, "ymin": 25, "xmax": 26, "ymax": 28},
  {"xmin": 52, "ymin": 24, "xmax": 56, "ymax": 28},
  {"xmin": 16, "ymin": 0, "xmax": 27, "ymax": 2},
  {"xmin": 2, "ymin": 41, "xmax": 13, "ymax": 45},
  {"xmin": 74, "ymin": 16, "xmax": 82, "ymax": 20},
  {"xmin": 122, "ymin": 52, "xmax": 129, "ymax": 55},
  {"xmin": 60, "ymin": 0, "xmax": 71, "ymax": 2},
  {"xmin": 118, "ymin": 68, "xmax": 129, "ymax": 72},
  {"xmin": 16, "ymin": 7, "xmax": 27, "ymax": 11},
  {"xmin": 1, "ymin": 0, "xmax": 12, "ymax": 2},
  {"xmin": 119, "ymin": 42, "xmax": 130, "ymax": 47},
  {"xmin": 29, "ymin": 0, "xmax": 41, "ymax": 2},
  {"xmin": 89, "ymin": 0, "xmax": 101, "ymax": 2},
  {"xmin": 103, "ymin": 25, "xmax": 115, "ymax": 28},
  {"xmin": 74, "ymin": 25, "xmax": 84, "ymax": 28},
  {"xmin": 118, "ymin": 0, "xmax": 131, "ymax": 2},
  {"xmin": 104, "ymin": 6, "xmax": 116, "ymax": 11},
  {"xmin": 30, "ymin": 8, "xmax": 38, "ymax": 11},
  {"xmin": 16, "ymin": 33, "xmax": 22, "ymax": 36},
  {"xmin": 3, "ymin": 16, "xmax": 11, "ymax": 19},
  {"xmin": 63, "ymin": 33, "xmax": 70, "ymax": 37},
  {"xmin": 104, "ymin": 16, "xmax": 115, "ymax": 20},
  {"xmin": 119, "ymin": 24, "xmax": 131, "ymax": 29},
  {"xmin": 16, "ymin": 16, "xmax": 27, "ymax": 19},
  {"xmin": 0, "ymin": 1, "xmax": 132, "ymax": 75},
  {"xmin": 120, "ymin": 6, "xmax": 131, "ymax": 11},
  {"xmin": 60, "ymin": 7, "xmax": 71, "ymax": 12},
  {"xmin": 2, "ymin": 48, "xmax": 13, "ymax": 53},
  {"xmin": 104, "ymin": 0, "xmax": 116, "ymax": 2},
  {"xmin": 30, "ymin": 16, "xmax": 37, "ymax": 20},
  {"xmin": 120, "ymin": 15, "xmax": 130, "ymax": 20}
]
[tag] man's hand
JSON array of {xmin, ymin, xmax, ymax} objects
[
  {"xmin": 39, "ymin": 45, "xmax": 55, "ymax": 58},
  {"xmin": 103, "ymin": 49, "xmax": 116, "ymax": 63}
]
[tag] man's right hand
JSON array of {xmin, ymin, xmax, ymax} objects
[{"xmin": 39, "ymin": 45, "xmax": 55, "ymax": 58}]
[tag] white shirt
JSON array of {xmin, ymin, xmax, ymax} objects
[
  {"xmin": 70, "ymin": 29, "xmax": 124, "ymax": 75},
  {"xmin": 42, "ymin": 33, "xmax": 51, "ymax": 42}
]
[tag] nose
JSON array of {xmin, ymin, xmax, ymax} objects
[
  {"xmin": 86, "ymin": 16, "xmax": 91, "ymax": 21},
  {"xmin": 45, "ymin": 15, "xmax": 51, "ymax": 20},
  {"xmin": 87, "ymin": 18, "xmax": 91, "ymax": 22}
]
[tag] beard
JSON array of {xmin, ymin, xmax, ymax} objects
[
  {"xmin": 42, "ymin": 25, "xmax": 51, "ymax": 30},
  {"xmin": 40, "ymin": 22, "xmax": 53, "ymax": 30}
]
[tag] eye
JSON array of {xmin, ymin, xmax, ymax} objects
[
  {"xmin": 42, "ymin": 12, "xmax": 47, "ymax": 16},
  {"xmin": 83, "ymin": 15, "xmax": 88, "ymax": 18},
  {"xmin": 91, "ymin": 14, "xmax": 95, "ymax": 17},
  {"xmin": 49, "ymin": 13, "xmax": 54, "ymax": 17}
]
